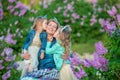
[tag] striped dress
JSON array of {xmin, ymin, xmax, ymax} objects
[{"xmin": 21, "ymin": 68, "xmax": 59, "ymax": 80}]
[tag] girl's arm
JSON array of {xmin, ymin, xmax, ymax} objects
[
  {"xmin": 40, "ymin": 32, "xmax": 47, "ymax": 53},
  {"xmin": 46, "ymin": 43, "xmax": 64, "ymax": 55},
  {"xmin": 22, "ymin": 30, "xmax": 31, "ymax": 51}
]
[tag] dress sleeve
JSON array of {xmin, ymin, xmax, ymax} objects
[
  {"xmin": 40, "ymin": 32, "xmax": 47, "ymax": 53},
  {"xmin": 46, "ymin": 43, "xmax": 65, "ymax": 55},
  {"xmin": 22, "ymin": 30, "xmax": 33, "ymax": 53}
]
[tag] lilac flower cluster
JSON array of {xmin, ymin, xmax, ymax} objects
[
  {"xmin": 69, "ymin": 53, "xmax": 87, "ymax": 79},
  {"xmin": 0, "ymin": 47, "xmax": 18, "ymax": 80},
  {"xmin": 90, "ymin": 41, "xmax": 108, "ymax": 71},
  {"xmin": 69, "ymin": 41, "xmax": 108, "ymax": 79},
  {"xmin": 5, "ymin": 29, "xmax": 17, "ymax": 44},
  {"xmin": 52, "ymin": 1, "xmax": 80, "ymax": 23},
  {"xmin": 0, "ymin": 1, "xmax": 3, "ymax": 20},
  {"xmin": 43, "ymin": 0, "xmax": 54, "ymax": 9},
  {"xmin": 7, "ymin": 0, "xmax": 27, "ymax": 16},
  {"xmin": 99, "ymin": 6, "xmax": 120, "ymax": 36}
]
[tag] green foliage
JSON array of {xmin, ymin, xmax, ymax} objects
[{"xmin": 37, "ymin": 0, "xmax": 109, "ymax": 43}]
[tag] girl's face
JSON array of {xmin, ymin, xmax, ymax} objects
[
  {"xmin": 36, "ymin": 21, "xmax": 42, "ymax": 31},
  {"xmin": 59, "ymin": 32, "xmax": 64, "ymax": 41},
  {"xmin": 42, "ymin": 19, "xmax": 47, "ymax": 30},
  {"xmin": 46, "ymin": 21, "xmax": 58, "ymax": 35},
  {"xmin": 53, "ymin": 28, "xmax": 61, "ymax": 39}
]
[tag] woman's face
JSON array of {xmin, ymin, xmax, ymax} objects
[
  {"xmin": 42, "ymin": 19, "xmax": 47, "ymax": 30},
  {"xmin": 46, "ymin": 21, "xmax": 58, "ymax": 35}
]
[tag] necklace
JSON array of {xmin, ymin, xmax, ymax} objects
[{"xmin": 47, "ymin": 36, "xmax": 53, "ymax": 42}]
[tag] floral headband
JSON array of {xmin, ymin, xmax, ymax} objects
[
  {"xmin": 61, "ymin": 25, "xmax": 72, "ymax": 32},
  {"xmin": 38, "ymin": 15, "xmax": 47, "ymax": 19}
]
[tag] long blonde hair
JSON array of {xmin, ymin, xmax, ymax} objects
[
  {"xmin": 31, "ymin": 17, "xmax": 46, "ymax": 30},
  {"xmin": 60, "ymin": 26, "xmax": 71, "ymax": 55}
]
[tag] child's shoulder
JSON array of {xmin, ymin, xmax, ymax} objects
[
  {"xmin": 56, "ymin": 41, "xmax": 64, "ymax": 49},
  {"xmin": 29, "ymin": 29, "xmax": 35, "ymax": 33}
]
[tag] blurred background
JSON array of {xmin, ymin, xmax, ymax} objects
[{"xmin": 0, "ymin": 0, "xmax": 120, "ymax": 79}]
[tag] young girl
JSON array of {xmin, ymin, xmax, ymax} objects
[
  {"xmin": 21, "ymin": 16, "xmax": 47, "ymax": 77},
  {"xmin": 45, "ymin": 25, "xmax": 77, "ymax": 80}
]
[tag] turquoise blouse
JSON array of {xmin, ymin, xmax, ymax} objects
[{"xmin": 45, "ymin": 42, "xmax": 70, "ymax": 71}]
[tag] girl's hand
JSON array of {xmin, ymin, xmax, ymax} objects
[
  {"xmin": 62, "ymin": 53, "xmax": 69, "ymax": 60},
  {"xmin": 40, "ymin": 52, "xmax": 44, "ymax": 59},
  {"xmin": 21, "ymin": 52, "xmax": 31, "ymax": 60}
]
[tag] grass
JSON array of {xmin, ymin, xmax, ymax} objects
[{"xmin": 72, "ymin": 42, "xmax": 95, "ymax": 55}]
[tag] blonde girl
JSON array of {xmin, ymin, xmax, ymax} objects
[{"xmin": 21, "ymin": 16, "xmax": 47, "ymax": 77}]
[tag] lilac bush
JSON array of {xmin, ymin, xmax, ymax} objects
[
  {"xmin": 69, "ymin": 41, "xmax": 108, "ymax": 80},
  {"xmin": 0, "ymin": 0, "xmax": 120, "ymax": 79}
]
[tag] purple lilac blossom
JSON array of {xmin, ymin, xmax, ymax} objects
[
  {"xmin": 3, "ymin": 47, "xmax": 13, "ymax": 56},
  {"xmin": 2, "ymin": 70, "xmax": 11, "ymax": 80},
  {"xmin": 43, "ymin": 0, "xmax": 48, "ymax": 8},
  {"xmin": 95, "ymin": 41, "xmax": 108, "ymax": 55},
  {"xmin": 98, "ymin": 57, "xmax": 108, "ymax": 67},
  {"xmin": 14, "ymin": 11, "xmax": 19, "ymax": 16},
  {"xmin": 99, "ymin": 18, "xmax": 105, "ymax": 27},
  {"xmin": 67, "ymin": 4, "xmax": 73, "ymax": 12},
  {"xmin": 107, "ymin": 6, "xmax": 117, "ymax": 16},
  {"xmin": 90, "ymin": 59, "xmax": 101, "ymax": 69},
  {"xmin": 8, "ymin": 0, "xmax": 16, "ymax": 3},
  {"xmin": 104, "ymin": 21, "xmax": 116, "ymax": 35},
  {"xmin": 90, "ymin": 15, "xmax": 97, "ymax": 26},
  {"xmin": 74, "ymin": 68, "xmax": 87, "ymax": 79},
  {"xmin": 5, "ymin": 30, "xmax": 17, "ymax": 44},
  {"xmin": 19, "ymin": 9, "xmax": 27, "ymax": 16},
  {"xmin": 90, "ymin": 52, "xmax": 101, "ymax": 69},
  {"xmin": 83, "ymin": 59, "xmax": 91, "ymax": 68},
  {"xmin": 10, "ymin": 8, "xmax": 15, "ymax": 13},
  {"xmin": 117, "ymin": 14, "xmax": 120, "ymax": 25},
  {"xmin": 0, "ymin": 8, "xmax": 3, "ymax": 20},
  {"xmin": 13, "ymin": 63, "xmax": 19, "ymax": 69},
  {"xmin": 5, "ymin": 55, "xmax": 16, "ymax": 61},
  {"xmin": 69, "ymin": 53, "xmax": 82, "ymax": 66},
  {"xmin": 63, "ymin": 10, "xmax": 68, "ymax": 16},
  {"xmin": 7, "ymin": 5, "xmax": 13, "ymax": 10},
  {"xmin": 97, "ymin": 7, "xmax": 102, "ymax": 12},
  {"xmin": 91, "ymin": 0, "xmax": 98, "ymax": 4},
  {"xmin": 0, "ymin": 60, "xmax": 4, "ymax": 70},
  {"xmin": 72, "ymin": 12, "xmax": 80, "ymax": 19}
]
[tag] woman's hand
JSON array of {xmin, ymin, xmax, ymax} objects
[
  {"xmin": 21, "ymin": 52, "xmax": 31, "ymax": 60},
  {"xmin": 62, "ymin": 53, "xmax": 69, "ymax": 60}
]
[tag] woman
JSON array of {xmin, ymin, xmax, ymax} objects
[{"xmin": 21, "ymin": 18, "xmax": 63, "ymax": 80}]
